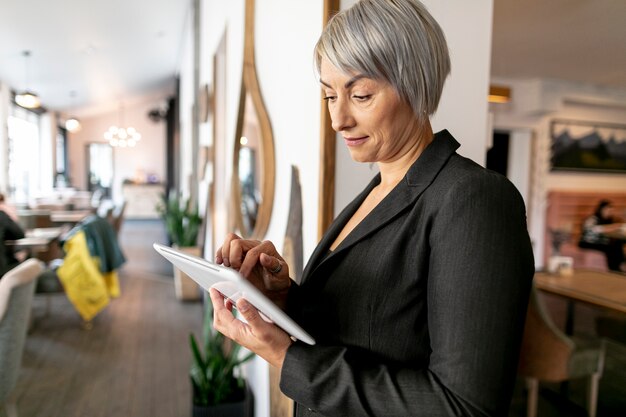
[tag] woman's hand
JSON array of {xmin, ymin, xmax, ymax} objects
[
  {"xmin": 209, "ymin": 288, "xmax": 293, "ymax": 368},
  {"xmin": 216, "ymin": 233, "xmax": 291, "ymax": 310}
]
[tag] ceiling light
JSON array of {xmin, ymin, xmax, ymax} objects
[
  {"xmin": 488, "ymin": 85, "xmax": 511, "ymax": 104},
  {"xmin": 65, "ymin": 117, "xmax": 82, "ymax": 132},
  {"xmin": 105, "ymin": 103, "xmax": 141, "ymax": 147},
  {"xmin": 15, "ymin": 91, "xmax": 41, "ymax": 109},
  {"xmin": 15, "ymin": 50, "xmax": 41, "ymax": 109},
  {"xmin": 65, "ymin": 91, "xmax": 82, "ymax": 132}
]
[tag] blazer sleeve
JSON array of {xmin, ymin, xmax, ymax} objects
[{"xmin": 280, "ymin": 172, "xmax": 534, "ymax": 417}]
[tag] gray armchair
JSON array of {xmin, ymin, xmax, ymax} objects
[{"xmin": 0, "ymin": 259, "xmax": 44, "ymax": 417}]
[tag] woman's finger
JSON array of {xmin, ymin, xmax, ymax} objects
[
  {"xmin": 260, "ymin": 252, "xmax": 283, "ymax": 274},
  {"xmin": 236, "ymin": 298, "xmax": 273, "ymax": 342},
  {"xmin": 217, "ymin": 232, "xmax": 241, "ymax": 267},
  {"xmin": 208, "ymin": 289, "xmax": 239, "ymax": 335},
  {"xmin": 239, "ymin": 240, "xmax": 279, "ymax": 277}
]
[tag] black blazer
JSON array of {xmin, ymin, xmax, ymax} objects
[{"xmin": 280, "ymin": 131, "xmax": 534, "ymax": 417}]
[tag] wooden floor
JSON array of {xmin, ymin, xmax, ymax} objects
[{"xmin": 10, "ymin": 219, "xmax": 204, "ymax": 417}]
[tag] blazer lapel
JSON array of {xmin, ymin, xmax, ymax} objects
[
  {"xmin": 302, "ymin": 130, "xmax": 460, "ymax": 283},
  {"xmin": 300, "ymin": 175, "xmax": 380, "ymax": 283}
]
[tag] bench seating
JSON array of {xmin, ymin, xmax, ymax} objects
[{"xmin": 545, "ymin": 191, "xmax": 626, "ymax": 270}]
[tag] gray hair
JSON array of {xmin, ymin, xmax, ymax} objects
[{"xmin": 315, "ymin": 0, "xmax": 451, "ymax": 119}]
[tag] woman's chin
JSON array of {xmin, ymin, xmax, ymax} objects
[{"xmin": 347, "ymin": 149, "xmax": 375, "ymax": 164}]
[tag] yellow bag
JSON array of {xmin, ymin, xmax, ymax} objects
[{"xmin": 57, "ymin": 231, "xmax": 110, "ymax": 321}]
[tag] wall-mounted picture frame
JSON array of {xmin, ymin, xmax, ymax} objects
[{"xmin": 550, "ymin": 119, "xmax": 626, "ymax": 173}]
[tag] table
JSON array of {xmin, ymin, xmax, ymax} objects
[
  {"xmin": 5, "ymin": 236, "xmax": 57, "ymax": 251},
  {"xmin": 50, "ymin": 210, "xmax": 92, "ymax": 225},
  {"xmin": 602, "ymin": 227, "xmax": 626, "ymax": 241},
  {"xmin": 535, "ymin": 269, "xmax": 626, "ymax": 334},
  {"xmin": 6, "ymin": 227, "xmax": 65, "ymax": 261},
  {"xmin": 25, "ymin": 227, "xmax": 65, "ymax": 240}
]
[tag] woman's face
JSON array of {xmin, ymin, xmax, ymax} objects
[
  {"xmin": 601, "ymin": 205, "xmax": 613, "ymax": 219},
  {"xmin": 320, "ymin": 58, "xmax": 423, "ymax": 164}
]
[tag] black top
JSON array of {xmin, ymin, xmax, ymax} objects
[{"xmin": 0, "ymin": 210, "xmax": 26, "ymax": 277}]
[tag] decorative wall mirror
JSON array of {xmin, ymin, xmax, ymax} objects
[
  {"xmin": 232, "ymin": 0, "xmax": 275, "ymax": 239},
  {"xmin": 318, "ymin": 0, "xmax": 340, "ymax": 239}
]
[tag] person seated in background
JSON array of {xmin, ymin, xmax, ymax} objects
[
  {"xmin": 0, "ymin": 209, "xmax": 26, "ymax": 277},
  {"xmin": 578, "ymin": 199, "xmax": 626, "ymax": 272},
  {"xmin": 0, "ymin": 192, "xmax": 19, "ymax": 223}
]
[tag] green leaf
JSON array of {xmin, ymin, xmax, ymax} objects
[
  {"xmin": 158, "ymin": 192, "xmax": 203, "ymax": 246},
  {"xmin": 188, "ymin": 302, "xmax": 255, "ymax": 405}
]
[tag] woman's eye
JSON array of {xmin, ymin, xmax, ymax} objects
[
  {"xmin": 352, "ymin": 94, "xmax": 371, "ymax": 101},
  {"xmin": 323, "ymin": 96, "xmax": 336, "ymax": 102}
]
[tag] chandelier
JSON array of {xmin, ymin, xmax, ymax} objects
[{"xmin": 104, "ymin": 104, "xmax": 141, "ymax": 147}]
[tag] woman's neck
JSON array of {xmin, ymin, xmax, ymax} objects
[{"xmin": 376, "ymin": 121, "xmax": 434, "ymax": 191}]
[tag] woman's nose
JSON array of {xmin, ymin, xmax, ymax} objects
[{"xmin": 330, "ymin": 99, "xmax": 355, "ymax": 132}]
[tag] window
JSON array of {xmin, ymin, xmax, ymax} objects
[
  {"xmin": 56, "ymin": 127, "xmax": 69, "ymax": 187},
  {"xmin": 87, "ymin": 143, "xmax": 113, "ymax": 197},
  {"xmin": 7, "ymin": 104, "xmax": 40, "ymax": 203}
]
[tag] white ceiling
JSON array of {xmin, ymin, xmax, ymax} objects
[
  {"xmin": 0, "ymin": 0, "xmax": 189, "ymax": 114},
  {"xmin": 491, "ymin": 0, "xmax": 626, "ymax": 88},
  {"xmin": 0, "ymin": 0, "xmax": 624, "ymax": 116}
]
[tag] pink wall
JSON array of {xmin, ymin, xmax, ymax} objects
[{"xmin": 67, "ymin": 95, "xmax": 168, "ymax": 203}]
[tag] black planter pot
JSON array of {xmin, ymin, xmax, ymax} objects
[
  {"xmin": 192, "ymin": 401, "xmax": 245, "ymax": 417},
  {"xmin": 192, "ymin": 383, "xmax": 254, "ymax": 417}
]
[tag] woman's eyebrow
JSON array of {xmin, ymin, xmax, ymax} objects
[{"xmin": 319, "ymin": 74, "xmax": 368, "ymax": 89}]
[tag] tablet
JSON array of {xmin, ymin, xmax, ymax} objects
[{"xmin": 153, "ymin": 243, "xmax": 315, "ymax": 345}]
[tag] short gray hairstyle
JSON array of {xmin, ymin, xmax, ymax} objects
[{"xmin": 315, "ymin": 0, "xmax": 451, "ymax": 119}]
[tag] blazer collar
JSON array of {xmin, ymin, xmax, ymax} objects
[{"xmin": 301, "ymin": 130, "xmax": 460, "ymax": 283}]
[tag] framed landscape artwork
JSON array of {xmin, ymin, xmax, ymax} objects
[{"xmin": 550, "ymin": 119, "xmax": 626, "ymax": 173}]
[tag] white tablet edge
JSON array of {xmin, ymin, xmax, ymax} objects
[{"xmin": 153, "ymin": 243, "xmax": 315, "ymax": 345}]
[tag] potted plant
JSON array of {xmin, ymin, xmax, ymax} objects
[
  {"xmin": 157, "ymin": 192, "xmax": 203, "ymax": 300},
  {"xmin": 190, "ymin": 303, "xmax": 255, "ymax": 417}
]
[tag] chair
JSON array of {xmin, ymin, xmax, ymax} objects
[
  {"xmin": 111, "ymin": 201, "xmax": 127, "ymax": 236},
  {"xmin": 0, "ymin": 259, "xmax": 44, "ymax": 417},
  {"xmin": 518, "ymin": 285, "xmax": 605, "ymax": 417}
]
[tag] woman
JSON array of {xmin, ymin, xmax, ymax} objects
[
  {"xmin": 578, "ymin": 200, "xmax": 625, "ymax": 272},
  {"xmin": 210, "ymin": 0, "xmax": 534, "ymax": 415}
]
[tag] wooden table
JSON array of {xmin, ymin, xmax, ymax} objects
[
  {"xmin": 6, "ymin": 227, "xmax": 65, "ymax": 261},
  {"xmin": 602, "ymin": 226, "xmax": 626, "ymax": 241},
  {"xmin": 535, "ymin": 269, "xmax": 626, "ymax": 334},
  {"xmin": 6, "ymin": 236, "xmax": 57, "ymax": 251},
  {"xmin": 50, "ymin": 210, "xmax": 92, "ymax": 225},
  {"xmin": 25, "ymin": 227, "xmax": 65, "ymax": 240}
]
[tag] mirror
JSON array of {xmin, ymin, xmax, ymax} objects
[
  {"xmin": 318, "ymin": 0, "xmax": 340, "ymax": 239},
  {"xmin": 232, "ymin": 0, "xmax": 275, "ymax": 239}
]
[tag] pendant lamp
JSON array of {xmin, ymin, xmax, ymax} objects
[{"xmin": 15, "ymin": 50, "xmax": 41, "ymax": 109}]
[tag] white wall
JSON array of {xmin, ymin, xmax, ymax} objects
[
  {"xmin": 0, "ymin": 81, "xmax": 10, "ymax": 193},
  {"xmin": 491, "ymin": 77, "xmax": 626, "ymax": 267},
  {"xmin": 198, "ymin": 1, "xmax": 323, "ymax": 416},
  {"xmin": 179, "ymin": 16, "xmax": 195, "ymax": 202},
  {"xmin": 68, "ymin": 93, "xmax": 169, "ymax": 203},
  {"xmin": 334, "ymin": 0, "xmax": 495, "ymax": 215}
]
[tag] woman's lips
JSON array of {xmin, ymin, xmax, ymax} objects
[{"xmin": 343, "ymin": 136, "xmax": 369, "ymax": 146}]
